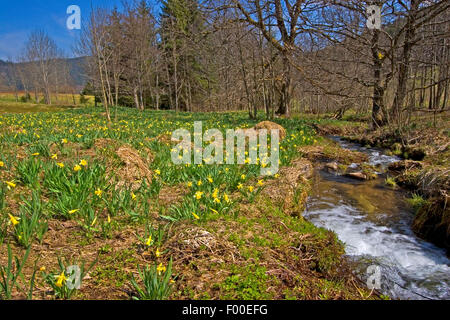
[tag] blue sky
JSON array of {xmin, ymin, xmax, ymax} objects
[{"xmin": 0, "ymin": 0, "xmax": 159, "ymax": 60}]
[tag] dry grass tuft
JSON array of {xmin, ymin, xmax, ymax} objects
[
  {"xmin": 262, "ymin": 158, "xmax": 313, "ymax": 215},
  {"xmin": 115, "ymin": 145, "xmax": 153, "ymax": 190}
]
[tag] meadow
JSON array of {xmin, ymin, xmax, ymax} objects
[
  {"xmin": 0, "ymin": 105, "xmax": 374, "ymax": 300},
  {"xmin": 0, "ymin": 93, "xmax": 94, "ymax": 114}
]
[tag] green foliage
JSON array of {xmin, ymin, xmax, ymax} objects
[
  {"xmin": 0, "ymin": 245, "xmax": 34, "ymax": 300},
  {"xmin": 13, "ymin": 191, "xmax": 48, "ymax": 248},
  {"xmin": 385, "ymin": 176, "xmax": 397, "ymax": 188},
  {"xmin": 15, "ymin": 157, "xmax": 42, "ymax": 188},
  {"xmin": 42, "ymin": 256, "xmax": 97, "ymax": 300},
  {"xmin": 130, "ymin": 258, "xmax": 174, "ymax": 300},
  {"xmin": 219, "ymin": 265, "xmax": 273, "ymax": 300},
  {"xmin": 407, "ymin": 193, "xmax": 429, "ymax": 212}
]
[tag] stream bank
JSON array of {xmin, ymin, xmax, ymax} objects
[{"xmin": 303, "ymin": 137, "xmax": 450, "ymax": 300}]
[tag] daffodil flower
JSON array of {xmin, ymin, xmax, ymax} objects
[
  {"xmin": 192, "ymin": 212, "xmax": 200, "ymax": 220},
  {"xmin": 8, "ymin": 214, "xmax": 20, "ymax": 226},
  {"xmin": 80, "ymin": 159, "xmax": 88, "ymax": 167},
  {"xmin": 195, "ymin": 191, "xmax": 203, "ymax": 200},
  {"xmin": 51, "ymin": 154, "xmax": 58, "ymax": 159},
  {"xmin": 5, "ymin": 181, "xmax": 16, "ymax": 189},
  {"xmin": 156, "ymin": 248, "xmax": 161, "ymax": 258},
  {"xmin": 68, "ymin": 209, "xmax": 79, "ymax": 215},
  {"xmin": 145, "ymin": 235, "xmax": 152, "ymax": 246},
  {"xmin": 73, "ymin": 165, "xmax": 82, "ymax": 172},
  {"xmin": 157, "ymin": 263, "xmax": 166, "ymax": 275},
  {"xmin": 55, "ymin": 272, "xmax": 68, "ymax": 288},
  {"xmin": 56, "ymin": 162, "xmax": 64, "ymax": 168},
  {"xmin": 95, "ymin": 189, "xmax": 103, "ymax": 197},
  {"xmin": 0, "ymin": 161, "xmax": 4, "ymax": 168}
]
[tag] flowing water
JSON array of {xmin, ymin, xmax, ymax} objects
[{"xmin": 304, "ymin": 137, "xmax": 450, "ymax": 300}]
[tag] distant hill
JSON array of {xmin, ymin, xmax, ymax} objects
[{"xmin": 0, "ymin": 56, "xmax": 88, "ymax": 91}]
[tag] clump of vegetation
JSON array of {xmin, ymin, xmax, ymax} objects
[
  {"xmin": 407, "ymin": 193, "xmax": 429, "ymax": 212},
  {"xmin": 385, "ymin": 177, "xmax": 397, "ymax": 189},
  {"xmin": 130, "ymin": 259, "xmax": 174, "ymax": 300}
]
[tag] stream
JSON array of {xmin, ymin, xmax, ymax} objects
[{"xmin": 304, "ymin": 137, "xmax": 450, "ymax": 300}]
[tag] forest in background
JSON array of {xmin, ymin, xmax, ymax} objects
[{"xmin": 1, "ymin": 0, "xmax": 449, "ymax": 128}]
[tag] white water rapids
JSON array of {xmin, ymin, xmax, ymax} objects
[{"xmin": 304, "ymin": 137, "xmax": 450, "ymax": 300}]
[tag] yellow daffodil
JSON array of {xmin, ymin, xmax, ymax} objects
[
  {"xmin": 51, "ymin": 154, "xmax": 58, "ymax": 159},
  {"xmin": 31, "ymin": 152, "xmax": 40, "ymax": 156},
  {"xmin": 107, "ymin": 215, "xmax": 111, "ymax": 224},
  {"xmin": 55, "ymin": 271, "xmax": 68, "ymax": 288},
  {"xmin": 8, "ymin": 214, "xmax": 20, "ymax": 226},
  {"xmin": 197, "ymin": 180, "xmax": 202, "ymax": 186},
  {"xmin": 257, "ymin": 180, "xmax": 264, "ymax": 186},
  {"xmin": 56, "ymin": 162, "xmax": 64, "ymax": 168},
  {"xmin": 192, "ymin": 212, "xmax": 200, "ymax": 220},
  {"xmin": 62, "ymin": 139, "xmax": 68, "ymax": 144},
  {"xmin": 73, "ymin": 165, "xmax": 81, "ymax": 172},
  {"xmin": 241, "ymin": 174, "xmax": 246, "ymax": 180},
  {"xmin": 39, "ymin": 266, "xmax": 46, "ymax": 272},
  {"xmin": 155, "ymin": 169, "xmax": 161, "ymax": 175},
  {"xmin": 237, "ymin": 183, "xmax": 243, "ymax": 190},
  {"xmin": 5, "ymin": 181, "xmax": 16, "ymax": 189},
  {"xmin": 91, "ymin": 217, "xmax": 97, "ymax": 227},
  {"xmin": 131, "ymin": 192, "xmax": 137, "ymax": 200},
  {"xmin": 0, "ymin": 161, "xmax": 4, "ymax": 167},
  {"xmin": 207, "ymin": 176, "xmax": 213, "ymax": 183},
  {"xmin": 157, "ymin": 263, "xmax": 166, "ymax": 275},
  {"xmin": 156, "ymin": 248, "xmax": 161, "ymax": 258},
  {"xmin": 224, "ymin": 194, "xmax": 230, "ymax": 203},
  {"xmin": 210, "ymin": 208, "xmax": 219, "ymax": 214},
  {"xmin": 187, "ymin": 182, "xmax": 193, "ymax": 188},
  {"xmin": 248, "ymin": 186, "xmax": 254, "ymax": 193},
  {"xmin": 145, "ymin": 235, "xmax": 152, "ymax": 246},
  {"xmin": 95, "ymin": 189, "xmax": 103, "ymax": 197},
  {"xmin": 195, "ymin": 191, "xmax": 203, "ymax": 200},
  {"xmin": 68, "ymin": 209, "xmax": 79, "ymax": 215},
  {"xmin": 80, "ymin": 159, "xmax": 88, "ymax": 167}
]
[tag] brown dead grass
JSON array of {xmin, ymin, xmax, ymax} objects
[
  {"xmin": 298, "ymin": 144, "xmax": 368, "ymax": 165},
  {"xmin": 262, "ymin": 158, "xmax": 313, "ymax": 215},
  {"xmin": 254, "ymin": 121, "xmax": 287, "ymax": 141},
  {"xmin": 115, "ymin": 145, "xmax": 153, "ymax": 190}
]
